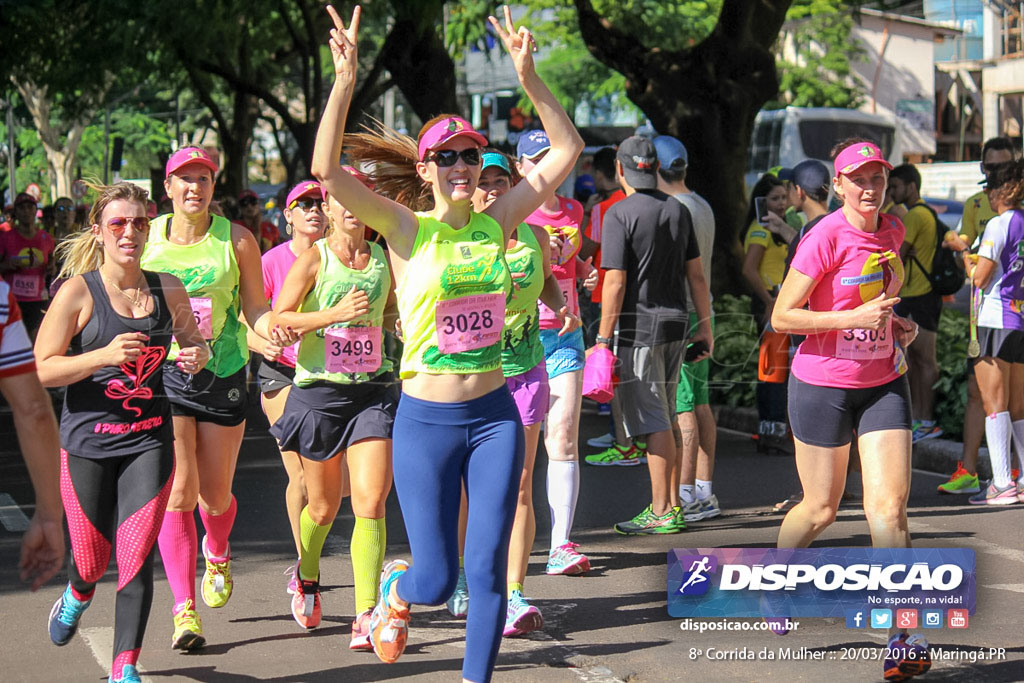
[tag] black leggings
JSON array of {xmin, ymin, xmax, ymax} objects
[{"xmin": 61, "ymin": 448, "xmax": 173, "ymax": 668}]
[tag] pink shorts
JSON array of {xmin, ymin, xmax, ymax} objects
[{"xmin": 505, "ymin": 362, "xmax": 550, "ymax": 426}]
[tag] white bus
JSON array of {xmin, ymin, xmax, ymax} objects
[{"xmin": 746, "ymin": 107, "xmax": 902, "ymax": 188}]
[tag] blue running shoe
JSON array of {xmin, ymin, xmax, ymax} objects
[
  {"xmin": 883, "ymin": 633, "xmax": 931, "ymax": 681},
  {"xmin": 49, "ymin": 584, "xmax": 91, "ymax": 646},
  {"xmin": 110, "ymin": 664, "xmax": 142, "ymax": 683},
  {"xmin": 503, "ymin": 590, "xmax": 543, "ymax": 637},
  {"xmin": 446, "ymin": 567, "xmax": 469, "ymax": 617}
]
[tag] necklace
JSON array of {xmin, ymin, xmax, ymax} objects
[
  {"xmin": 336, "ymin": 242, "xmax": 367, "ymax": 268},
  {"xmin": 103, "ymin": 273, "xmax": 148, "ymax": 309}
]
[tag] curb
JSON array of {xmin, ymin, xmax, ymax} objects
[{"xmin": 712, "ymin": 404, "xmax": 991, "ymax": 480}]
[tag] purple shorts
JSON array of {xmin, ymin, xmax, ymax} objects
[{"xmin": 506, "ymin": 362, "xmax": 550, "ymax": 426}]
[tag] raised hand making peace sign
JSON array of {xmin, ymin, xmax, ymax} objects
[
  {"xmin": 488, "ymin": 5, "xmax": 537, "ymax": 80},
  {"xmin": 326, "ymin": 4, "xmax": 361, "ymax": 79}
]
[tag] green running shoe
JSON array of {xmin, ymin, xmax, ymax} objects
[
  {"xmin": 584, "ymin": 442, "xmax": 644, "ymax": 466},
  {"xmin": 937, "ymin": 462, "xmax": 980, "ymax": 494},
  {"xmin": 667, "ymin": 505, "xmax": 687, "ymax": 532},
  {"xmin": 614, "ymin": 504, "xmax": 681, "ymax": 535}
]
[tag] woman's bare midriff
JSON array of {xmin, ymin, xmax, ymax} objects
[{"xmin": 401, "ymin": 368, "xmax": 506, "ymax": 403}]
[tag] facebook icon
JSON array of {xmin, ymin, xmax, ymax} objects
[{"xmin": 845, "ymin": 609, "xmax": 866, "ymax": 628}]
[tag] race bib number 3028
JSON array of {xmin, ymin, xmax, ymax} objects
[{"xmin": 435, "ymin": 293, "xmax": 504, "ymax": 353}]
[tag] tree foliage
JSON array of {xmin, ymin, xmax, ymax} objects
[{"xmin": 771, "ymin": 0, "xmax": 865, "ymax": 109}]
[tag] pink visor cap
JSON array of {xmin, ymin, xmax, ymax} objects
[
  {"xmin": 286, "ymin": 180, "xmax": 322, "ymax": 207},
  {"xmin": 833, "ymin": 142, "xmax": 893, "ymax": 177},
  {"xmin": 417, "ymin": 116, "xmax": 488, "ymax": 161},
  {"xmin": 166, "ymin": 147, "xmax": 218, "ymax": 178}
]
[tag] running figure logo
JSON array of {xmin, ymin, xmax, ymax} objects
[{"xmin": 676, "ymin": 554, "xmax": 718, "ymax": 596}]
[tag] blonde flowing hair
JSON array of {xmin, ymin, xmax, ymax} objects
[
  {"xmin": 344, "ymin": 113, "xmax": 470, "ymax": 212},
  {"xmin": 57, "ymin": 181, "xmax": 149, "ymax": 279}
]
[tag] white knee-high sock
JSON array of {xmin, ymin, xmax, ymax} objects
[
  {"xmin": 1012, "ymin": 419, "xmax": 1024, "ymax": 481},
  {"xmin": 547, "ymin": 460, "xmax": 579, "ymax": 549},
  {"xmin": 985, "ymin": 412, "xmax": 1013, "ymax": 488}
]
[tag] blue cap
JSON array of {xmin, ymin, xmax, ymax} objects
[
  {"xmin": 517, "ymin": 129, "xmax": 551, "ymax": 160},
  {"xmin": 575, "ymin": 174, "xmax": 596, "ymax": 196},
  {"xmin": 778, "ymin": 159, "xmax": 830, "ymax": 195},
  {"xmin": 481, "ymin": 152, "xmax": 511, "ymax": 174},
  {"xmin": 653, "ymin": 135, "xmax": 688, "ymax": 169}
]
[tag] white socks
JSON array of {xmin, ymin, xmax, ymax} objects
[
  {"xmin": 679, "ymin": 485, "xmax": 696, "ymax": 505},
  {"xmin": 696, "ymin": 479, "xmax": 713, "ymax": 501},
  {"xmin": 1012, "ymin": 420, "xmax": 1024, "ymax": 483},
  {"xmin": 547, "ymin": 460, "xmax": 579, "ymax": 549},
  {"xmin": 986, "ymin": 412, "xmax": 1013, "ymax": 488}
]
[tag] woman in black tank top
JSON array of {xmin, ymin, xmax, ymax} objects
[{"xmin": 33, "ymin": 183, "xmax": 208, "ymax": 683}]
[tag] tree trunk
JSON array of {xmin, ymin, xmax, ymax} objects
[
  {"xmin": 381, "ymin": 6, "xmax": 461, "ymax": 123},
  {"xmin": 13, "ymin": 78, "xmax": 90, "ymax": 200},
  {"xmin": 574, "ymin": 0, "xmax": 792, "ymax": 295}
]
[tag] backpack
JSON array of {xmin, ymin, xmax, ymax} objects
[{"xmin": 908, "ymin": 204, "xmax": 966, "ymax": 296}]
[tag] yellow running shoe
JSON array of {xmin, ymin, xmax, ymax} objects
[
  {"xmin": 201, "ymin": 535, "xmax": 233, "ymax": 609},
  {"xmin": 171, "ymin": 599, "xmax": 205, "ymax": 650}
]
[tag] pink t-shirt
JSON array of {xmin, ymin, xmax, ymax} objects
[
  {"xmin": 261, "ymin": 241, "xmax": 300, "ymax": 367},
  {"xmin": 0, "ymin": 228, "xmax": 54, "ymax": 301},
  {"xmin": 526, "ymin": 197, "xmax": 584, "ymax": 329},
  {"xmin": 789, "ymin": 211, "xmax": 907, "ymax": 389}
]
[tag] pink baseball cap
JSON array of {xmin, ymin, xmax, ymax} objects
[
  {"xmin": 833, "ymin": 142, "xmax": 893, "ymax": 177},
  {"xmin": 417, "ymin": 116, "xmax": 488, "ymax": 161},
  {"xmin": 166, "ymin": 147, "xmax": 218, "ymax": 178},
  {"xmin": 286, "ymin": 180, "xmax": 322, "ymax": 207}
]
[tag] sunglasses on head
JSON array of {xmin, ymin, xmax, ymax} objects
[
  {"xmin": 290, "ymin": 198, "xmax": 321, "ymax": 211},
  {"xmin": 427, "ymin": 148, "xmax": 481, "ymax": 167},
  {"xmin": 105, "ymin": 216, "xmax": 150, "ymax": 236},
  {"xmin": 239, "ymin": 197, "xmax": 259, "ymax": 207}
]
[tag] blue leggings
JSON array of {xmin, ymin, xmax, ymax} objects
[{"xmin": 392, "ymin": 386, "xmax": 525, "ymax": 683}]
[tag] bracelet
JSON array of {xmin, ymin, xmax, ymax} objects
[{"xmin": 596, "ymin": 335, "xmax": 613, "ymax": 345}]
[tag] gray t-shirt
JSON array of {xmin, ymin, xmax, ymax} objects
[{"xmin": 673, "ymin": 191, "xmax": 715, "ymax": 313}]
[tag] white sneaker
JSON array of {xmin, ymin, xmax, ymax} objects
[
  {"xmin": 586, "ymin": 432, "xmax": 615, "ymax": 449},
  {"xmin": 698, "ymin": 494, "xmax": 721, "ymax": 519},
  {"xmin": 681, "ymin": 500, "xmax": 706, "ymax": 522}
]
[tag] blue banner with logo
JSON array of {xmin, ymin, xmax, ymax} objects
[{"xmin": 667, "ymin": 548, "xmax": 976, "ymax": 618}]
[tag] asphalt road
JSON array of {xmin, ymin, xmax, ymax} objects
[{"xmin": 1, "ymin": 400, "xmax": 1022, "ymax": 682}]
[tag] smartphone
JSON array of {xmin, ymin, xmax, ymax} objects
[
  {"xmin": 755, "ymin": 196, "xmax": 769, "ymax": 225},
  {"xmin": 684, "ymin": 340, "xmax": 709, "ymax": 362}
]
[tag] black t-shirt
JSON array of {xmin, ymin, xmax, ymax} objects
[{"xmin": 601, "ymin": 189, "xmax": 700, "ymax": 347}]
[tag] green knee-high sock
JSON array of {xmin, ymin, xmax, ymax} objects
[
  {"xmin": 351, "ymin": 516, "xmax": 386, "ymax": 614},
  {"xmin": 299, "ymin": 507, "xmax": 333, "ymax": 582}
]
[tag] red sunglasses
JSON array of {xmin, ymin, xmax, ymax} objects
[{"xmin": 105, "ymin": 216, "xmax": 151, "ymax": 236}]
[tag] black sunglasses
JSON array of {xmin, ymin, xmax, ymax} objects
[
  {"xmin": 427, "ymin": 148, "xmax": 481, "ymax": 168},
  {"xmin": 290, "ymin": 198, "xmax": 321, "ymax": 211},
  {"xmin": 239, "ymin": 197, "xmax": 259, "ymax": 207},
  {"xmin": 56, "ymin": 205, "xmax": 74, "ymax": 213}
]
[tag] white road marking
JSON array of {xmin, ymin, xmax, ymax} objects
[
  {"xmin": 982, "ymin": 583, "xmax": 1024, "ymax": 594},
  {"xmin": 79, "ymin": 627, "xmax": 151, "ymax": 682},
  {"xmin": 909, "ymin": 519, "xmax": 1024, "ymax": 565},
  {"xmin": 0, "ymin": 492, "xmax": 30, "ymax": 532}
]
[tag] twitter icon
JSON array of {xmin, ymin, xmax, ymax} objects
[{"xmin": 870, "ymin": 609, "xmax": 892, "ymax": 629}]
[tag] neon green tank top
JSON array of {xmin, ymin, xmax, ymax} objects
[
  {"xmin": 396, "ymin": 212, "xmax": 511, "ymax": 378},
  {"xmin": 501, "ymin": 224, "xmax": 545, "ymax": 377},
  {"xmin": 141, "ymin": 214, "xmax": 248, "ymax": 377},
  {"xmin": 294, "ymin": 240, "xmax": 393, "ymax": 386}
]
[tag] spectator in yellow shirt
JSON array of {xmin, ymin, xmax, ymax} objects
[{"xmin": 890, "ymin": 163, "xmax": 942, "ymax": 442}]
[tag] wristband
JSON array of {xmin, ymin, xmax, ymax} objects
[{"xmin": 596, "ymin": 335, "xmax": 613, "ymax": 345}]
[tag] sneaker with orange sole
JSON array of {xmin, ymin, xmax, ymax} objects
[{"xmin": 369, "ymin": 560, "xmax": 410, "ymax": 664}]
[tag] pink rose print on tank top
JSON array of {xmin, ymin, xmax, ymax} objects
[{"xmin": 104, "ymin": 346, "xmax": 167, "ymax": 417}]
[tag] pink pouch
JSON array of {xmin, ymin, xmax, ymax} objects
[{"xmin": 583, "ymin": 346, "xmax": 618, "ymax": 403}]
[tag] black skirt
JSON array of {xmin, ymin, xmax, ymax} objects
[{"xmin": 270, "ymin": 375, "xmax": 397, "ymax": 461}]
